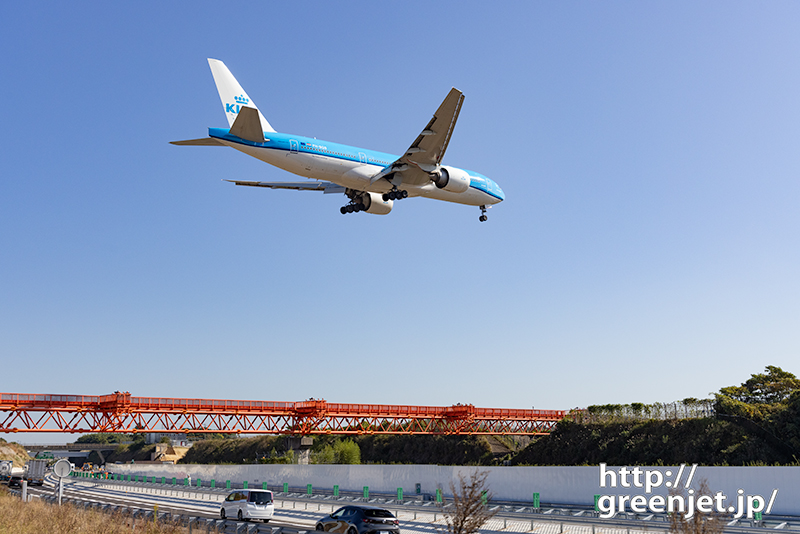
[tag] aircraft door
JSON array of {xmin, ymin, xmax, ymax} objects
[
  {"xmin": 358, "ymin": 152, "xmax": 367, "ymax": 164},
  {"xmin": 289, "ymin": 139, "xmax": 299, "ymax": 153}
]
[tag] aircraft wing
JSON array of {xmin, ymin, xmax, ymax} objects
[
  {"xmin": 371, "ymin": 88, "xmax": 464, "ymax": 187},
  {"xmin": 403, "ymin": 87, "xmax": 464, "ymax": 167},
  {"xmin": 224, "ymin": 180, "xmax": 346, "ymax": 194}
]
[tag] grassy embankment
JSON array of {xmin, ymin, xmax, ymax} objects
[
  {"xmin": 0, "ymin": 440, "xmax": 31, "ymax": 467},
  {"xmin": 0, "ymin": 487, "xmax": 185, "ymax": 534}
]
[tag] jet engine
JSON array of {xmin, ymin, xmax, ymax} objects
[
  {"xmin": 362, "ymin": 192, "xmax": 393, "ymax": 215},
  {"xmin": 430, "ymin": 166, "xmax": 470, "ymax": 193}
]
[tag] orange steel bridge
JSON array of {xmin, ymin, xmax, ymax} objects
[{"xmin": 0, "ymin": 392, "xmax": 567, "ymax": 436}]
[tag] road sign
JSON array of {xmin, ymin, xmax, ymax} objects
[
  {"xmin": 53, "ymin": 458, "xmax": 72, "ymax": 506},
  {"xmin": 53, "ymin": 459, "xmax": 71, "ymax": 478}
]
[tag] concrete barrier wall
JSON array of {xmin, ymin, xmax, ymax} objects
[{"xmin": 107, "ymin": 463, "xmax": 800, "ymax": 516}]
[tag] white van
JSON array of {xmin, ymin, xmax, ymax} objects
[{"xmin": 220, "ymin": 489, "xmax": 274, "ymax": 522}]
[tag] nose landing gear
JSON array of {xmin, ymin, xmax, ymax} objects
[{"xmin": 479, "ymin": 205, "xmax": 489, "ymax": 222}]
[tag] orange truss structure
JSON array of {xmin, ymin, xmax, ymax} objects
[{"xmin": 0, "ymin": 392, "xmax": 567, "ymax": 435}]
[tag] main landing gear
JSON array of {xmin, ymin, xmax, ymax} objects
[
  {"xmin": 340, "ymin": 202, "xmax": 365, "ymax": 214},
  {"xmin": 382, "ymin": 188, "xmax": 408, "ymax": 201},
  {"xmin": 341, "ymin": 189, "xmax": 373, "ymax": 215},
  {"xmin": 479, "ymin": 205, "xmax": 488, "ymax": 222}
]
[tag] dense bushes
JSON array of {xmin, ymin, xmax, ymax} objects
[
  {"xmin": 180, "ymin": 435, "xmax": 289, "ymax": 464},
  {"xmin": 178, "ymin": 434, "xmax": 494, "ymax": 465},
  {"xmin": 357, "ymin": 435, "xmax": 494, "ymax": 465},
  {"xmin": 509, "ymin": 418, "xmax": 788, "ymax": 466},
  {"xmin": 511, "ymin": 366, "xmax": 800, "ymax": 466},
  {"xmin": 311, "ymin": 439, "xmax": 361, "ymax": 464}
]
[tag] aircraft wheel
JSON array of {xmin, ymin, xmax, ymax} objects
[
  {"xmin": 479, "ymin": 215, "xmax": 487, "ymax": 222},
  {"xmin": 402, "ymin": 190, "xmax": 408, "ymax": 198},
  {"xmin": 382, "ymin": 194, "xmax": 389, "ymax": 201},
  {"xmin": 340, "ymin": 207, "xmax": 347, "ymax": 214}
]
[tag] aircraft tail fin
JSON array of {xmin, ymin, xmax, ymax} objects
[{"xmin": 207, "ymin": 58, "xmax": 275, "ymax": 133}]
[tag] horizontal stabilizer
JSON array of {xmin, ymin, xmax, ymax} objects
[
  {"xmin": 225, "ymin": 180, "xmax": 346, "ymax": 194},
  {"xmin": 170, "ymin": 138, "xmax": 225, "ymax": 146},
  {"xmin": 229, "ymin": 107, "xmax": 265, "ymax": 143}
]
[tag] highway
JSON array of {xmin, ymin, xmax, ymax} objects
[
  {"xmin": 29, "ymin": 475, "xmax": 312, "ymax": 527},
  {"xmin": 21, "ymin": 475, "xmax": 797, "ymax": 534}
]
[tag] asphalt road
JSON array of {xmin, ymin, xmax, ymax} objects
[
  {"xmin": 22, "ymin": 476, "xmax": 797, "ymax": 534},
  {"xmin": 29, "ymin": 476, "xmax": 314, "ymax": 528}
]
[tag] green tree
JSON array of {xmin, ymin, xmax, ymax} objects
[
  {"xmin": 333, "ymin": 440, "xmax": 361, "ymax": 464},
  {"xmin": 311, "ymin": 444, "xmax": 336, "ymax": 464},
  {"xmin": 769, "ymin": 390, "xmax": 800, "ymax": 452},
  {"xmin": 262, "ymin": 447, "xmax": 294, "ymax": 464},
  {"xmin": 186, "ymin": 433, "xmax": 230, "ymax": 441},
  {"xmin": 75, "ymin": 433, "xmax": 130, "ymax": 444},
  {"xmin": 718, "ymin": 366, "xmax": 800, "ymax": 405}
]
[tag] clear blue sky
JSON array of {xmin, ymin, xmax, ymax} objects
[{"xmin": 2, "ymin": 2, "xmax": 799, "ymax": 442}]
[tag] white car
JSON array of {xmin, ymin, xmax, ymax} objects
[{"xmin": 220, "ymin": 489, "xmax": 274, "ymax": 522}]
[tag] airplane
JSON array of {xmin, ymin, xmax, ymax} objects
[{"xmin": 172, "ymin": 59, "xmax": 504, "ymax": 222}]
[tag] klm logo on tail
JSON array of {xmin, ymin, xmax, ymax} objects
[{"xmin": 226, "ymin": 95, "xmax": 250, "ymax": 114}]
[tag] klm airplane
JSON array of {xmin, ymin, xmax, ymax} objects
[{"xmin": 172, "ymin": 59, "xmax": 504, "ymax": 221}]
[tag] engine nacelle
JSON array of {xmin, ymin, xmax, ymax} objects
[
  {"xmin": 362, "ymin": 192, "xmax": 393, "ymax": 215},
  {"xmin": 431, "ymin": 166, "xmax": 470, "ymax": 194}
]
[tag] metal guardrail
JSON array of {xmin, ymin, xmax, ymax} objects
[{"xmin": 78, "ymin": 472, "xmax": 433, "ymax": 502}]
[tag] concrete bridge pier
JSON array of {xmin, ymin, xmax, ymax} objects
[{"xmin": 284, "ymin": 436, "xmax": 313, "ymax": 465}]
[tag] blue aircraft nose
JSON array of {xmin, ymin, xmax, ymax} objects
[{"xmin": 490, "ymin": 179, "xmax": 505, "ymax": 202}]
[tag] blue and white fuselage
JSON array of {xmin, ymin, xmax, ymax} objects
[
  {"xmin": 173, "ymin": 59, "xmax": 504, "ymax": 221},
  {"xmin": 209, "ymin": 129, "xmax": 504, "ymax": 206}
]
